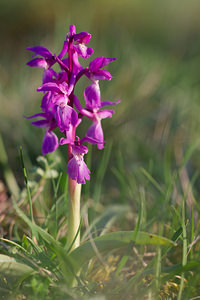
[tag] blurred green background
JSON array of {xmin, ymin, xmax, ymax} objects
[{"xmin": 1, "ymin": 0, "xmax": 200, "ymax": 196}]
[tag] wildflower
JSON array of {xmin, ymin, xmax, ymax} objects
[{"xmin": 26, "ymin": 25, "xmax": 119, "ymax": 183}]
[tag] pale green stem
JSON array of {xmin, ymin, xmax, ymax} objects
[{"xmin": 67, "ymin": 178, "xmax": 81, "ymax": 252}]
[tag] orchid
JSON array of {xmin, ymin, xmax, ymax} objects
[
  {"xmin": 27, "ymin": 24, "xmax": 119, "ymax": 251},
  {"xmin": 27, "ymin": 24, "xmax": 119, "ymax": 184}
]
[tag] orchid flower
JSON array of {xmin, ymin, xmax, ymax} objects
[{"xmin": 26, "ymin": 24, "xmax": 119, "ymax": 182}]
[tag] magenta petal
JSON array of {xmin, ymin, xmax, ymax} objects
[
  {"xmin": 27, "ymin": 46, "xmax": 52, "ymax": 58},
  {"xmin": 73, "ymin": 32, "xmax": 91, "ymax": 43},
  {"xmin": 24, "ymin": 112, "xmax": 47, "ymax": 119},
  {"xmin": 27, "ymin": 58, "xmax": 48, "ymax": 68},
  {"xmin": 71, "ymin": 108, "xmax": 79, "ymax": 127},
  {"xmin": 67, "ymin": 157, "xmax": 78, "ymax": 181},
  {"xmin": 97, "ymin": 110, "xmax": 114, "ymax": 119},
  {"xmin": 87, "ymin": 122, "xmax": 104, "ymax": 149},
  {"xmin": 72, "ymin": 143, "xmax": 88, "ymax": 155},
  {"xmin": 43, "ymin": 69, "xmax": 58, "ymax": 83},
  {"xmin": 31, "ymin": 120, "xmax": 49, "ymax": 128},
  {"xmin": 84, "ymin": 82, "xmax": 101, "ymax": 109},
  {"xmin": 81, "ymin": 136, "xmax": 100, "ymax": 145},
  {"xmin": 56, "ymin": 105, "xmax": 78, "ymax": 132},
  {"xmin": 77, "ymin": 160, "xmax": 90, "ymax": 184},
  {"xmin": 37, "ymin": 82, "xmax": 61, "ymax": 93},
  {"xmin": 42, "ymin": 131, "xmax": 58, "ymax": 155},
  {"xmin": 92, "ymin": 70, "xmax": 112, "ymax": 81},
  {"xmin": 41, "ymin": 92, "xmax": 52, "ymax": 111},
  {"xmin": 89, "ymin": 57, "xmax": 116, "ymax": 72},
  {"xmin": 101, "ymin": 99, "xmax": 121, "ymax": 107}
]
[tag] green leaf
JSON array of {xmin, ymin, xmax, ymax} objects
[
  {"xmin": 69, "ymin": 231, "xmax": 176, "ymax": 277},
  {"xmin": 0, "ymin": 254, "xmax": 35, "ymax": 286},
  {"xmin": 14, "ymin": 201, "xmax": 176, "ymax": 286},
  {"xmin": 14, "ymin": 202, "xmax": 77, "ymax": 282}
]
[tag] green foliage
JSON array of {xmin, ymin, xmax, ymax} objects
[{"xmin": 1, "ymin": 148, "xmax": 199, "ymax": 299}]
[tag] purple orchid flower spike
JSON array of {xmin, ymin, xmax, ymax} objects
[
  {"xmin": 26, "ymin": 25, "xmax": 120, "ymax": 253},
  {"xmin": 26, "ymin": 24, "xmax": 119, "ymax": 184}
]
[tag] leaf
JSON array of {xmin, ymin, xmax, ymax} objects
[
  {"xmin": 14, "ymin": 202, "xmax": 77, "ymax": 283},
  {"xmin": 115, "ymin": 205, "xmax": 142, "ymax": 275},
  {"xmin": 14, "ymin": 201, "xmax": 176, "ymax": 286},
  {"xmin": 0, "ymin": 254, "xmax": 35, "ymax": 286},
  {"xmin": 69, "ymin": 231, "xmax": 177, "ymax": 277}
]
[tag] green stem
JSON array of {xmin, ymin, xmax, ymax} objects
[
  {"xmin": 67, "ymin": 178, "xmax": 81, "ymax": 252},
  {"xmin": 177, "ymin": 196, "xmax": 187, "ymax": 300}
]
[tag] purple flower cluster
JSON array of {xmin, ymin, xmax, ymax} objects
[{"xmin": 26, "ymin": 25, "xmax": 119, "ymax": 184}]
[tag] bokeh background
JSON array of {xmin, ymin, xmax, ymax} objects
[{"xmin": 1, "ymin": 0, "xmax": 200, "ymax": 202}]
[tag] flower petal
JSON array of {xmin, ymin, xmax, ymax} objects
[
  {"xmin": 73, "ymin": 32, "xmax": 91, "ymax": 43},
  {"xmin": 97, "ymin": 110, "xmax": 114, "ymax": 119},
  {"xmin": 91, "ymin": 70, "xmax": 112, "ymax": 81},
  {"xmin": 87, "ymin": 121, "xmax": 104, "ymax": 149},
  {"xmin": 27, "ymin": 58, "xmax": 48, "ymax": 69},
  {"xmin": 24, "ymin": 112, "xmax": 47, "ymax": 119},
  {"xmin": 43, "ymin": 68, "xmax": 58, "ymax": 83},
  {"xmin": 41, "ymin": 92, "xmax": 52, "ymax": 111},
  {"xmin": 56, "ymin": 105, "xmax": 78, "ymax": 132},
  {"xmin": 72, "ymin": 144, "xmax": 88, "ymax": 155},
  {"xmin": 42, "ymin": 131, "xmax": 58, "ymax": 155},
  {"xmin": 89, "ymin": 57, "xmax": 116, "ymax": 72},
  {"xmin": 31, "ymin": 120, "xmax": 49, "ymax": 128},
  {"xmin": 27, "ymin": 46, "xmax": 52, "ymax": 58},
  {"xmin": 101, "ymin": 99, "xmax": 121, "ymax": 107},
  {"xmin": 84, "ymin": 82, "xmax": 101, "ymax": 109},
  {"xmin": 37, "ymin": 82, "xmax": 61, "ymax": 93},
  {"xmin": 67, "ymin": 157, "xmax": 78, "ymax": 181},
  {"xmin": 77, "ymin": 159, "xmax": 90, "ymax": 184}
]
